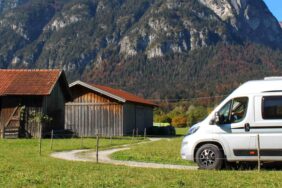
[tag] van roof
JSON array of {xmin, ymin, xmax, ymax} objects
[{"xmin": 231, "ymin": 79, "xmax": 282, "ymax": 96}]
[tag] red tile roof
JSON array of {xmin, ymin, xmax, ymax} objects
[
  {"xmin": 0, "ymin": 69, "xmax": 62, "ymax": 96},
  {"xmin": 91, "ymin": 84, "xmax": 157, "ymax": 106}
]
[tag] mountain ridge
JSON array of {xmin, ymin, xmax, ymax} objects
[{"xmin": 0, "ymin": 0, "xmax": 281, "ymax": 99}]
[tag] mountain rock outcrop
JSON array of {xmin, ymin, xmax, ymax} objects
[{"xmin": 0, "ymin": 0, "xmax": 26, "ymax": 13}]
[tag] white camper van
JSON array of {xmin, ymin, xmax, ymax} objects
[{"xmin": 181, "ymin": 77, "xmax": 282, "ymax": 169}]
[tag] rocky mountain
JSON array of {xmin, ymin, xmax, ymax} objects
[
  {"xmin": 0, "ymin": 0, "xmax": 282, "ymax": 99},
  {"xmin": 280, "ymin": 22, "xmax": 282, "ymax": 28},
  {"xmin": 0, "ymin": 0, "xmax": 26, "ymax": 13}
]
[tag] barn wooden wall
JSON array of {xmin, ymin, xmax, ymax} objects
[
  {"xmin": 43, "ymin": 81, "xmax": 66, "ymax": 133},
  {"xmin": 0, "ymin": 81, "xmax": 68, "ymax": 138},
  {"xmin": 0, "ymin": 96, "xmax": 43, "ymax": 138},
  {"xmin": 65, "ymin": 103, "xmax": 123, "ymax": 137}
]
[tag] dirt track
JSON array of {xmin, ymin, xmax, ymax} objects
[{"xmin": 51, "ymin": 139, "xmax": 197, "ymax": 170}]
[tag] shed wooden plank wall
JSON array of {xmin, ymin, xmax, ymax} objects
[
  {"xmin": 66, "ymin": 85, "xmax": 124, "ymax": 137},
  {"xmin": 123, "ymin": 103, "xmax": 136, "ymax": 134},
  {"xmin": 65, "ymin": 103, "xmax": 123, "ymax": 137},
  {"xmin": 123, "ymin": 103, "xmax": 153, "ymax": 135}
]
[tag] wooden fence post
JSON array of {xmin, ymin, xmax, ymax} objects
[
  {"xmin": 257, "ymin": 134, "xmax": 261, "ymax": 171},
  {"xmin": 1, "ymin": 127, "xmax": 5, "ymax": 139},
  {"xmin": 39, "ymin": 123, "xmax": 42, "ymax": 156},
  {"xmin": 110, "ymin": 133, "xmax": 112, "ymax": 145},
  {"xmin": 144, "ymin": 128, "xmax": 147, "ymax": 139},
  {"xmin": 132, "ymin": 129, "xmax": 135, "ymax": 143},
  {"xmin": 136, "ymin": 128, "xmax": 139, "ymax": 137},
  {"xmin": 96, "ymin": 133, "xmax": 99, "ymax": 163},
  {"xmin": 80, "ymin": 135, "xmax": 83, "ymax": 149},
  {"xmin": 50, "ymin": 130, "xmax": 54, "ymax": 150}
]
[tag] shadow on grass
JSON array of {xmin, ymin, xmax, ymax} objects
[{"xmin": 223, "ymin": 162, "xmax": 282, "ymax": 171}]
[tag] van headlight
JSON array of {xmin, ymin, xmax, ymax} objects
[{"xmin": 188, "ymin": 126, "xmax": 200, "ymax": 135}]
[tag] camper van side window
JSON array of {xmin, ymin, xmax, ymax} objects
[
  {"xmin": 218, "ymin": 97, "xmax": 248, "ymax": 124},
  {"xmin": 262, "ymin": 96, "xmax": 282, "ymax": 119}
]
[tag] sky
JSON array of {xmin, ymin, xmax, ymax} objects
[{"xmin": 264, "ymin": 0, "xmax": 282, "ymax": 21}]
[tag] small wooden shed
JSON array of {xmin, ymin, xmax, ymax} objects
[
  {"xmin": 0, "ymin": 69, "xmax": 71, "ymax": 138},
  {"xmin": 65, "ymin": 81, "xmax": 157, "ymax": 137}
]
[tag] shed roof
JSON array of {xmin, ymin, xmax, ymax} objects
[
  {"xmin": 0, "ymin": 69, "xmax": 71, "ymax": 100},
  {"xmin": 70, "ymin": 80, "xmax": 157, "ymax": 107}
]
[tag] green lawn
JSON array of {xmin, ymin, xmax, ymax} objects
[
  {"xmin": 1, "ymin": 138, "xmax": 282, "ymax": 187},
  {"xmin": 111, "ymin": 137, "xmax": 195, "ymax": 166},
  {"xmin": 176, "ymin": 127, "xmax": 189, "ymax": 136}
]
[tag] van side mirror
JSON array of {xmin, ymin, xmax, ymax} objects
[
  {"xmin": 214, "ymin": 112, "xmax": 222, "ymax": 125},
  {"xmin": 209, "ymin": 112, "xmax": 221, "ymax": 125}
]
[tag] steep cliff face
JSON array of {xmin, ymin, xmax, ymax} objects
[
  {"xmin": 199, "ymin": 0, "xmax": 282, "ymax": 48},
  {"xmin": 0, "ymin": 0, "xmax": 281, "ymax": 98},
  {"xmin": 119, "ymin": 0, "xmax": 234, "ymax": 59},
  {"xmin": 0, "ymin": 0, "xmax": 27, "ymax": 13}
]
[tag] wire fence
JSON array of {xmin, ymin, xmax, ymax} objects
[{"xmin": 35, "ymin": 128, "xmax": 151, "ymax": 163}]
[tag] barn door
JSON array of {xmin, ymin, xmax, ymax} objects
[
  {"xmin": 0, "ymin": 98, "xmax": 22, "ymax": 138},
  {"xmin": 4, "ymin": 106, "xmax": 21, "ymax": 129}
]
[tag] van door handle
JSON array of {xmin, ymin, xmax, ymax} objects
[{"xmin": 244, "ymin": 123, "xmax": 250, "ymax": 132}]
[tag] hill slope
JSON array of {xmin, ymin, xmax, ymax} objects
[{"xmin": 0, "ymin": 0, "xmax": 282, "ymax": 99}]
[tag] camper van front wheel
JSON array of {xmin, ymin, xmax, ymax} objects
[{"xmin": 195, "ymin": 144, "xmax": 223, "ymax": 170}]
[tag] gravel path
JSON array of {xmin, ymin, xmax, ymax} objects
[{"xmin": 51, "ymin": 138, "xmax": 198, "ymax": 170}]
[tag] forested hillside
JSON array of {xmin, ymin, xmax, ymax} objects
[{"xmin": 83, "ymin": 43, "xmax": 282, "ymax": 99}]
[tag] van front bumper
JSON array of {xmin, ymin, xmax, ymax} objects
[{"xmin": 181, "ymin": 138, "xmax": 194, "ymax": 161}]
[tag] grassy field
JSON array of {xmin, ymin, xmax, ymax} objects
[
  {"xmin": 111, "ymin": 137, "xmax": 195, "ymax": 166},
  {"xmin": 112, "ymin": 128, "xmax": 193, "ymax": 165},
  {"xmin": 176, "ymin": 127, "xmax": 189, "ymax": 136},
  {"xmin": 1, "ymin": 138, "xmax": 282, "ymax": 187}
]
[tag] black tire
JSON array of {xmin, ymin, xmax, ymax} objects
[{"xmin": 195, "ymin": 144, "xmax": 223, "ymax": 170}]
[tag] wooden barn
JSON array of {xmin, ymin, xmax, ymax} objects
[
  {"xmin": 65, "ymin": 81, "xmax": 157, "ymax": 137},
  {"xmin": 0, "ymin": 69, "xmax": 71, "ymax": 138}
]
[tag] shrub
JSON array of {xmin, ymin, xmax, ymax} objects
[
  {"xmin": 147, "ymin": 126, "xmax": 176, "ymax": 136},
  {"xmin": 171, "ymin": 115, "xmax": 187, "ymax": 128},
  {"xmin": 186, "ymin": 106, "xmax": 208, "ymax": 127},
  {"xmin": 154, "ymin": 114, "xmax": 172, "ymax": 123}
]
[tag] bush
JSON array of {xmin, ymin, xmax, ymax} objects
[
  {"xmin": 187, "ymin": 105, "xmax": 208, "ymax": 127},
  {"xmin": 154, "ymin": 114, "xmax": 172, "ymax": 124},
  {"xmin": 171, "ymin": 115, "xmax": 187, "ymax": 128},
  {"xmin": 147, "ymin": 126, "xmax": 176, "ymax": 136}
]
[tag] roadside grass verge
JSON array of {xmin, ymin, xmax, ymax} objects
[{"xmin": 111, "ymin": 137, "xmax": 196, "ymax": 166}]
